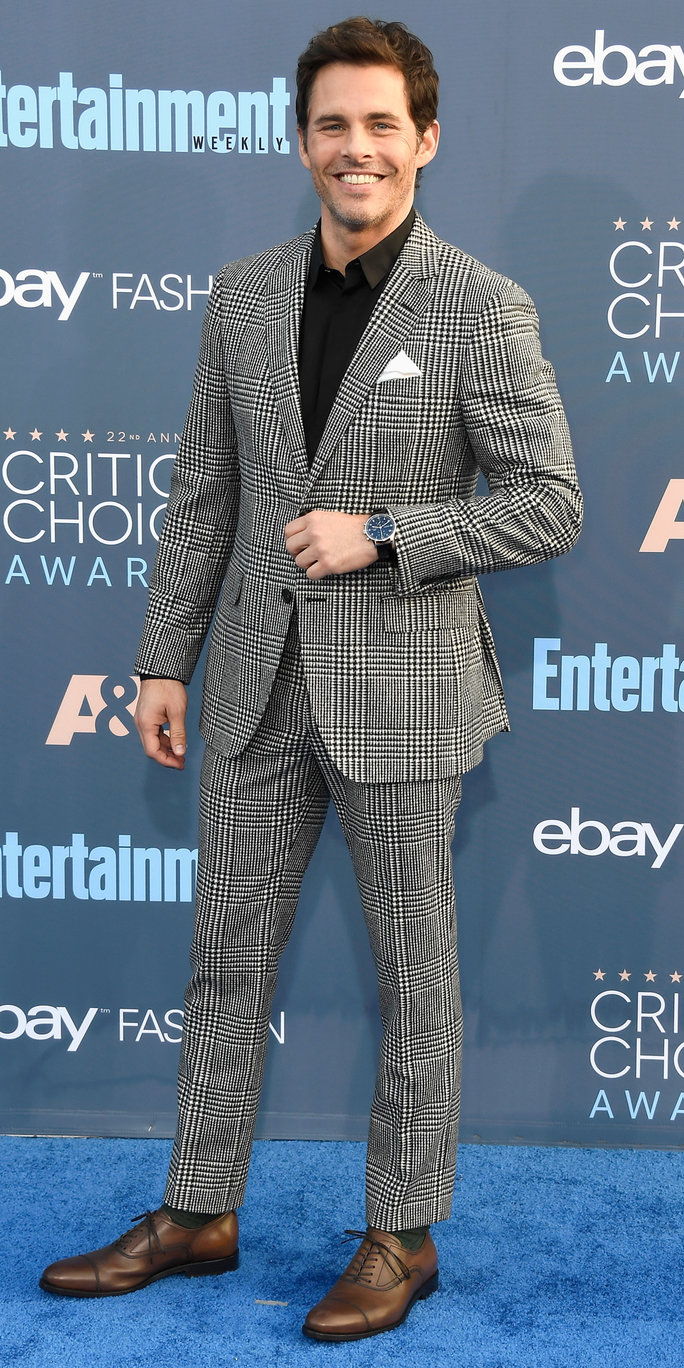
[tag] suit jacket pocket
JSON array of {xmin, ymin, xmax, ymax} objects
[
  {"xmin": 216, "ymin": 563, "xmax": 245, "ymax": 622},
  {"xmin": 382, "ymin": 583, "xmax": 477, "ymax": 633}
]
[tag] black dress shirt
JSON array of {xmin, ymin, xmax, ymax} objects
[{"xmin": 298, "ymin": 208, "xmax": 415, "ymax": 464}]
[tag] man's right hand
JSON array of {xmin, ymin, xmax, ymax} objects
[{"xmin": 135, "ymin": 679, "xmax": 188, "ymax": 769}]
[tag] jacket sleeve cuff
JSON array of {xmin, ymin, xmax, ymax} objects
[
  {"xmin": 134, "ymin": 610, "xmax": 208, "ymax": 685},
  {"xmin": 387, "ymin": 502, "xmax": 463, "ymax": 594},
  {"xmin": 137, "ymin": 672, "xmax": 188, "ymax": 684}
]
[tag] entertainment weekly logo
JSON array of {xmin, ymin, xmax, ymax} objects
[
  {"xmin": 588, "ymin": 968, "xmax": 684, "ymax": 1127},
  {"xmin": 0, "ymin": 71, "xmax": 291, "ymax": 153},
  {"xmin": 532, "ymin": 639, "xmax": 684, "ymax": 712},
  {"xmin": 0, "ymin": 831, "xmax": 196, "ymax": 902}
]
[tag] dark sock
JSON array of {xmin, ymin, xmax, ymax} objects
[
  {"xmin": 392, "ymin": 1225, "xmax": 428, "ymax": 1252},
  {"xmin": 161, "ymin": 1203, "xmax": 224, "ymax": 1229}
]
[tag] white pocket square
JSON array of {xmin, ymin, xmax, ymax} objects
[{"xmin": 377, "ymin": 349, "xmax": 422, "ymax": 383}]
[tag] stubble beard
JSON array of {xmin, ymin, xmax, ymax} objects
[
  {"xmin": 326, "ymin": 200, "xmax": 390, "ymax": 233},
  {"xmin": 315, "ymin": 169, "xmax": 408, "ymax": 236}
]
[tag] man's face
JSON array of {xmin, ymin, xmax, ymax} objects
[{"xmin": 298, "ymin": 63, "xmax": 439, "ymax": 238}]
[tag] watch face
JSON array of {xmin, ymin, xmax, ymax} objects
[{"xmin": 366, "ymin": 512, "xmax": 396, "ymax": 543}]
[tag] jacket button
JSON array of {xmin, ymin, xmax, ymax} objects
[{"xmin": 282, "ymin": 587, "xmax": 293, "ymax": 604}]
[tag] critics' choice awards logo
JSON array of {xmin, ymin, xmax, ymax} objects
[
  {"xmin": 598, "ymin": 219, "xmax": 684, "ymax": 555},
  {"xmin": 589, "ymin": 969, "xmax": 684, "ymax": 1126},
  {"xmin": 0, "ymin": 72, "xmax": 291, "ymax": 153},
  {"xmin": 1, "ymin": 428, "xmax": 178, "ymax": 588},
  {"xmin": 0, "ymin": 1004, "xmax": 285, "ymax": 1051},
  {"xmin": 532, "ymin": 638, "xmax": 684, "ymax": 712},
  {"xmin": 605, "ymin": 217, "xmax": 683, "ymax": 382},
  {"xmin": 0, "ymin": 269, "xmax": 216, "ymax": 319}
]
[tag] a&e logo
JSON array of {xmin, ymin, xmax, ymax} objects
[{"xmin": 46, "ymin": 674, "xmax": 139, "ymax": 744}]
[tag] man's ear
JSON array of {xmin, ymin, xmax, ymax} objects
[
  {"xmin": 416, "ymin": 119, "xmax": 440, "ymax": 169},
  {"xmin": 297, "ymin": 125, "xmax": 310, "ymax": 169}
]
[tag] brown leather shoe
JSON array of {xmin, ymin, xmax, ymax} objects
[
  {"xmin": 302, "ymin": 1227, "xmax": 438, "ymax": 1341},
  {"xmin": 39, "ymin": 1208, "xmax": 239, "ymax": 1298}
]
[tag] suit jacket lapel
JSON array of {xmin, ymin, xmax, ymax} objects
[
  {"xmin": 307, "ymin": 215, "xmax": 440, "ymax": 484},
  {"xmin": 265, "ymin": 231, "xmax": 314, "ymax": 482}
]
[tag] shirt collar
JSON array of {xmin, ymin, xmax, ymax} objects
[{"xmin": 309, "ymin": 207, "xmax": 416, "ymax": 290}]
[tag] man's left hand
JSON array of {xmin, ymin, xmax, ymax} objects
[{"xmin": 284, "ymin": 510, "xmax": 378, "ymax": 579}]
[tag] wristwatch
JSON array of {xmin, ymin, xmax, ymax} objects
[{"xmin": 363, "ymin": 508, "xmax": 397, "ymax": 563}]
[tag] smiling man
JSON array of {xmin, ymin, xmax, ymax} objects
[{"xmin": 40, "ymin": 17, "xmax": 582, "ymax": 1342}]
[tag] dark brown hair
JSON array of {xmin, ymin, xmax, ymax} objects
[{"xmin": 296, "ymin": 16, "xmax": 439, "ymax": 135}]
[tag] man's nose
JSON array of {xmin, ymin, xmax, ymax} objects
[{"xmin": 341, "ymin": 124, "xmax": 373, "ymax": 161}]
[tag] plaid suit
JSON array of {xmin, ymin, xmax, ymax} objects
[{"xmin": 135, "ymin": 213, "xmax": 581, "ymax": 1224}]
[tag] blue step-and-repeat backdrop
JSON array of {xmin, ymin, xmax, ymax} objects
[{"xmin": 2, "ymin": 0, "xmax": 683, "ymax": 1148}]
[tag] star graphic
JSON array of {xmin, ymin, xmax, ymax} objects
[
  {"xmin": 671, "ymin": 971, "xmax": 682, "ymax": 983},
  {"xmin": 619, "ymin": 970, "xmax": 631, "ymax": 981},
  {"xmin": 55, "ymin": 429, "xmax": 69, "ymax": 442},
  {"xmin": 81, "ymin": 429, "xmax": 95, "ymax": 443},
  {"xmin": 644, "ymin": 970, "xmax": 657, "ymax": 982},
  {"xmin": 3, "ymin": 427, "xmax": 16, "ymax": 440},
  {"xmin": 29, "ymin": 428, "xmax": 42, "ymax": 441},
  {"xmin": 613, "ymin": 218, "xmax": 626, "ymax": 231},
  {"xmin": 668, "ymin": 217, "xmax": 681, "ymax": 231},
  {"xmin": 640, "ymin": 218, "xmax": 653, "ymax": 231},
  {"xmin": 593, "ymin": 969, "xmax": 606, "ymax": 981}
]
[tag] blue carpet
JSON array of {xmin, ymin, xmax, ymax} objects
[{"xmin": 2, "ymin": 1137, "xmax": 683, "ymax": 1367}]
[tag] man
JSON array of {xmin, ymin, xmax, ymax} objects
[{"xmin": 40, "ymin": 16, "xmax": 582, "ymax": 1341}]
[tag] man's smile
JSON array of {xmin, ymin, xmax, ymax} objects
[{"xmin": 334, "ymin": 172, "xmax": 386, "ymax": 184}]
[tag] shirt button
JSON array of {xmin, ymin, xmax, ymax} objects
[{"xmin": 282, "ymin": 587, "xmax": 293, "ymax": 604}]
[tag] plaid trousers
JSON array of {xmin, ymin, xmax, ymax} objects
[{"xmin": 164, "ymin": 608, "xmax": 463, "ymax": 1229}]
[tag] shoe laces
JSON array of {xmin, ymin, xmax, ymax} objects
[
  {"xmin": 341, "ymin": 1229, "xmax": 411, "ymax": 1286},
  {"xmin": 116, "ymin": 1211, "xmax": 163, "ymax": 1256}
]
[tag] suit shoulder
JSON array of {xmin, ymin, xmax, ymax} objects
[
  {"xmin": 212, "ymin": 230, "xmax": 314, "ymax": 295},
  {"xmin": 415, "ymin": 219, "xmax": 534, "ymax": 313},
  {"xmin": 439, "ymin": 242, "xmax": 533, "ymax": 313}
]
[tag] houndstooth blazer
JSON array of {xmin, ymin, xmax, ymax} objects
[{"xmin": 135, "ymin": 213, "xmax": 582, "ymax": 782}]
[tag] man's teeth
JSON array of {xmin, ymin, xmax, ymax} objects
[{"xmin": 338, "ymin": 174, "xmax": 382, "ymax": 184}]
